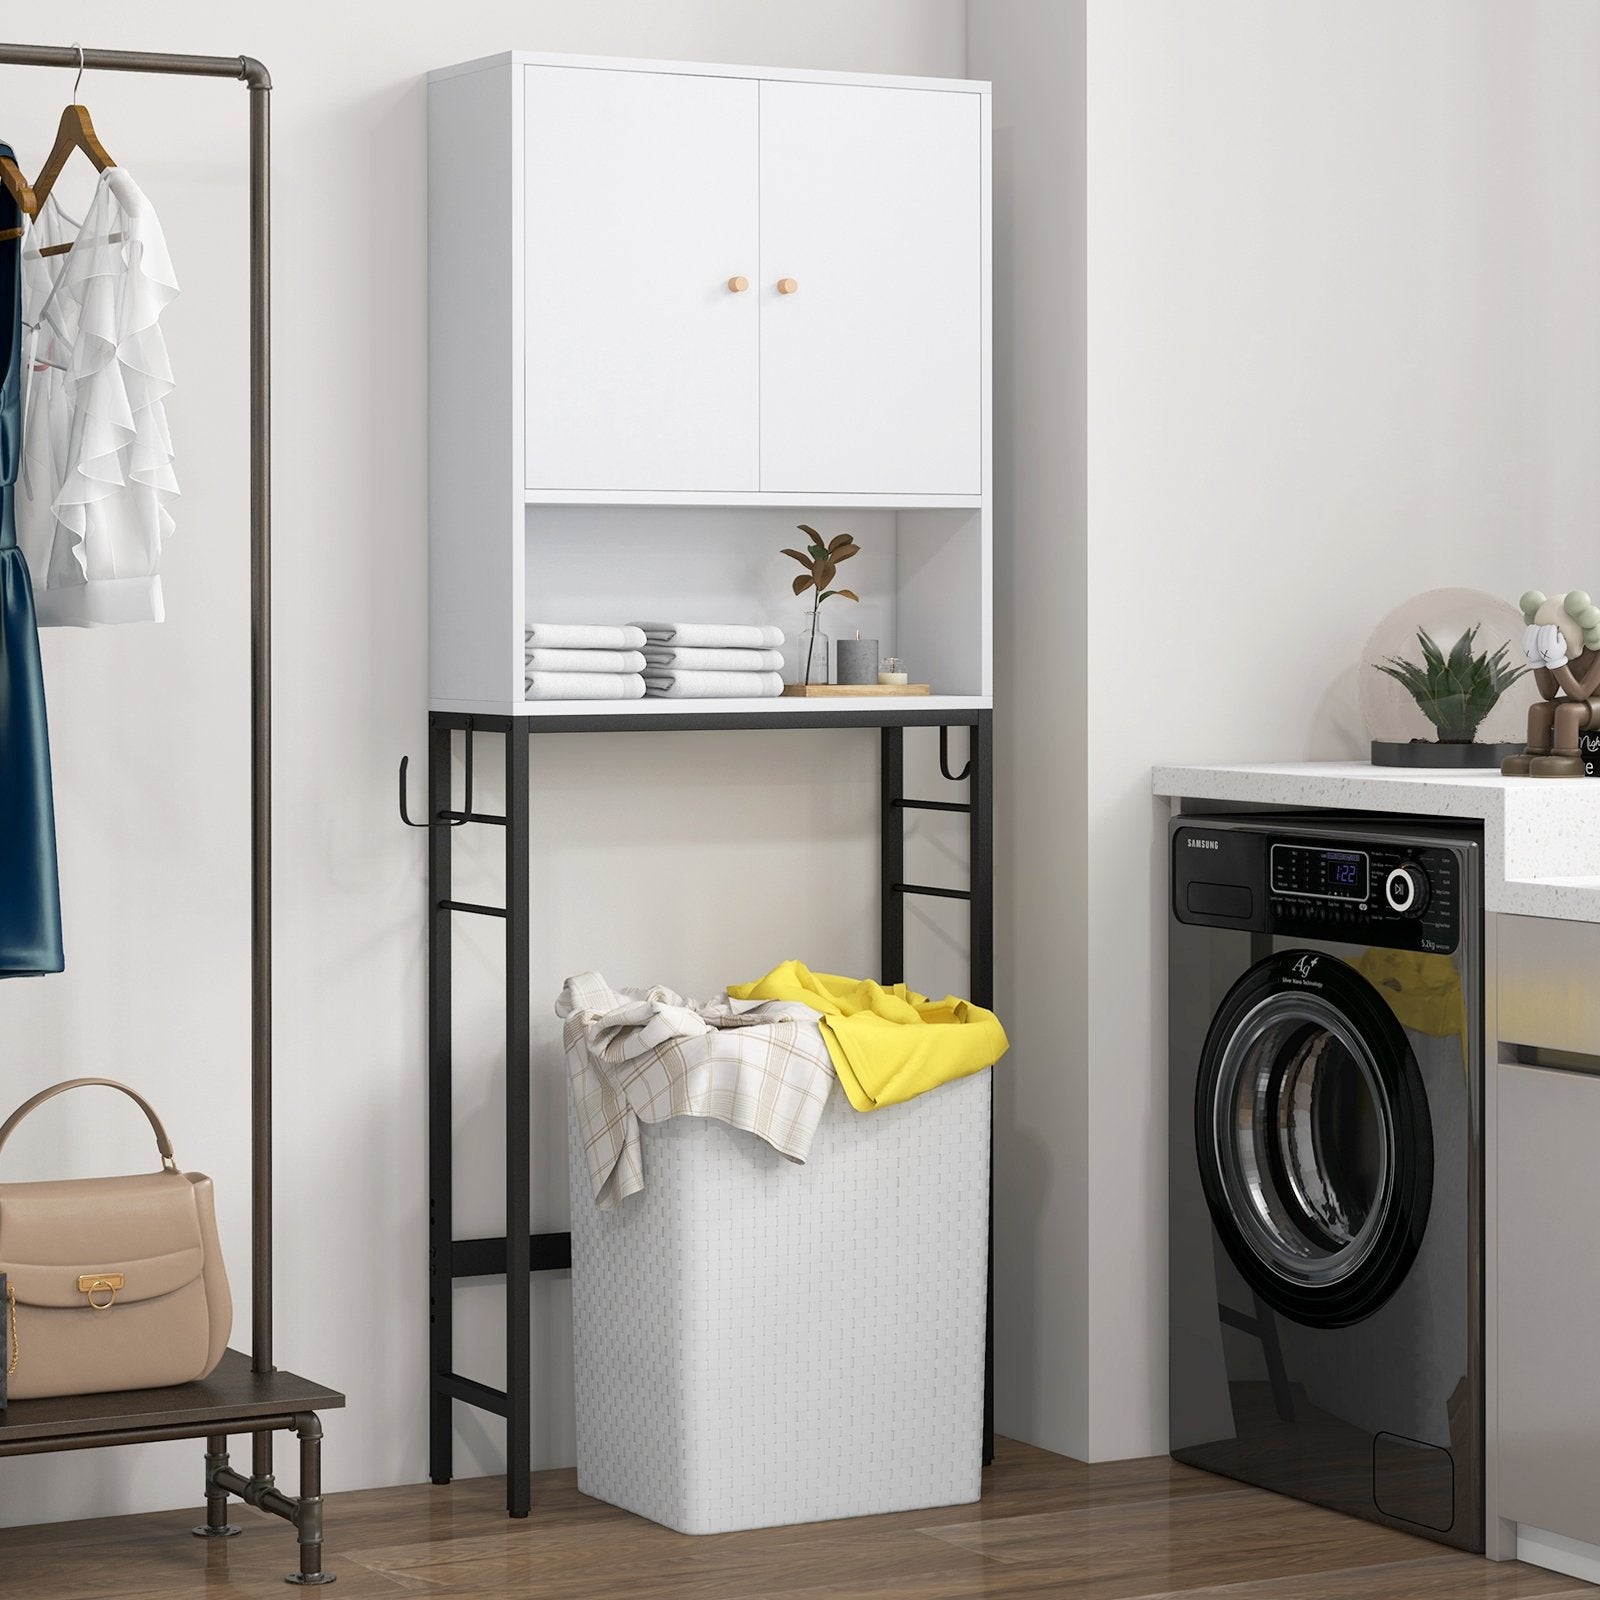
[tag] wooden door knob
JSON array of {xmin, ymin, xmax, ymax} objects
[
  {"xmin": 777, "ymin": 277, "xmax": 799, "ymax": 295},
  {"xmin": 727, "ymin": 275, "xmax": 749, "ymax": 293}
]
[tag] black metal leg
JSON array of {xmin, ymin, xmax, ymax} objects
[
  {"xmin": 880, "ymin": 727, "xmax": 904, "ymax": 984},
  {"xmin": 969, "ymin": 716, "xmax": 994, "ymax": 1013},
  {"xmin": 192, "ymin": 1434, "xmax": 241, "ymax": 1538},
  {"xmin": 428, "ymin": 717, "xmax": 455, "ymax": 1486},
  {"xmin": 505, "ymin": 721, "xmax": 533, "ymax": 1519},
  {"xmin": 970, "ymin": 714, "xmax": 996, "ymax": 1468},
  {"xmin": 285, "ymin": 1413, "xmax": 334, "ymax": 1586}
]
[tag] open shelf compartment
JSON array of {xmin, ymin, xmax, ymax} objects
[{"xmin": 430, "ymin": 503, "xmax": 990, "ymax": 717}]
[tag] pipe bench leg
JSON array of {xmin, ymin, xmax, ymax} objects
[{"xmin": 192, "ymin": 1434, "xmax": 242, "ymax": 1538}]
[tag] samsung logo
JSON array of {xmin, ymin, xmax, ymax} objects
[{"xmin": 1186, "ymin": 837, "xmax": 1220, "ymax": 850}]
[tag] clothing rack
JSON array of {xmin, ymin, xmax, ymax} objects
[
  {"xmin": 419, "ymin": 704, "xmax": 994, "ymax": 1519},
  {"xmin": 0, "ymin": 42, "xmax": 343, "ymax": 1587}
]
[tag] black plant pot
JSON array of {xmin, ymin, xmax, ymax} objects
[{"xmin": 1370, "ymin": 739, "xmax": 1525, "ymax": 769}]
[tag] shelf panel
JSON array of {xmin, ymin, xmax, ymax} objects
[
  {"xmin": 523, "ymin": 487, "xmax": 983, "ymax": 510},
  {"xmin": 431, "ymin": 693, "xmax": 992, "ymax": 730},
  {"xmin": 0, "ymin": 1350, "xmax": 345, "ymax": 1452}
]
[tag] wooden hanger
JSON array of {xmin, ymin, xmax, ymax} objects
[
  {"xmin": 32, "ymin": 103, "xmax": 115, "ymax": 211},
  {"xmin": 0, "ymin": 156, "xmax": 37, "ymax": 243}
]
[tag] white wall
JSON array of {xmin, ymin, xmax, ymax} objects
[
  {"xmin": 1, "ymin": 0, "xmax": 967, "ymax": 1527},
  {"xmin": 966, "ymin": 0, "xmax": 1090, "ymax": 1458},
  {"xmin": 973, "ymin": 0, "xmax": 1600, "ymax": 1462}
]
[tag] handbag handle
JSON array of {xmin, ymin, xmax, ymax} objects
[{"xmin": 0, "ymin": 1078, "xmax": 177, "ymax": 1173}]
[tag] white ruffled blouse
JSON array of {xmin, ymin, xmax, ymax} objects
[{"xmin": 17, "ymin": 167, "xmax": 178, "ymax": 627}]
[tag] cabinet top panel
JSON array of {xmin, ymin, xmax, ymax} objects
[{"xmin": 428, "ymin": 51, "xmax": 990, "ymax": 96}]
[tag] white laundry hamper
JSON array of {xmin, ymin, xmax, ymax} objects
[{"xmin": 568, "ymin": 1067, "xmax": 990, "ymax": 1534}]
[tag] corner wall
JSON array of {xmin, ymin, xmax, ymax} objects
[
  {"xmin": 966, "ymin": 0, "xmax": 1091, "ymax": 1459},
  {"xmin": 977, "ymin": 0, "xmax": 1600, "ymax": 1461}
]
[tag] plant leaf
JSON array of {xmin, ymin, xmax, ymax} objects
[
  {"xmin": 796, "ymin": 524, "xmax": 820, "ymax": 540},
  {"xmin": 780, "ymin": 547, "xmax": 815, "ymax": 569},
  {"xmin": 808, "ymin": 545, "xmax": 829, "ymax": 561},
  {"xmin": 1373, "ymin": 623, "xmax": 1529, "ymax": 742},
  {"xmin": 828, "ymin": 533, "xmax": 854, "ymax": 551},
  {"xmin": 792, "ymin": 573, "xmax": 813, "ymax": 596},
  {"xmin": 832, "ymin": 543, "xmax": 861, "ymax": 562},
  {"xmin": 837, "ymin": 589, "xmax": 859, "ymax": 602},
  {"xmin": 815, "ymin": 561, "xmax": 837, "ymax": 589}
]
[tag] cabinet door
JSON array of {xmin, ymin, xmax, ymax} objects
[
  {"xmin": 1498, "ymin": 1057, "xmax": 1600, "ymax": 1542},
  {"xmin": 758, "ymin": 82, "xmax": 982, "ymax": 496},
  {"xmin": 523, "ymin": 67, "xmax": 759, "ymax": 492}
]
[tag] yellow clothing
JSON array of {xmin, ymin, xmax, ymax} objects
[
  {"xmin": 727, "ymin": 960, "xmax": 1009, "ymax": 1112},
  {"xmin": 1352, "ymin": 947, "xmax": 1468, "ymax": 1067}
]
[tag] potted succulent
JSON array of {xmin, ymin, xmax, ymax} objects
[
  {"xmin": 1370, "ymin": 624, "xmax": 1528, "ymax": 767},
  {"xmin": 781, "ymin": 524, "xmax": 860, "ymax": 686}
]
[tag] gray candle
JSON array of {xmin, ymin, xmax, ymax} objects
[{"xmin": 836, "ymin": 636, "xmax": 879, "ymax": 685}]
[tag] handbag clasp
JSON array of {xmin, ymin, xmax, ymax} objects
[{"xmin": 77, "ymin": 1272, "xmax": 124, "ymax": 1310}]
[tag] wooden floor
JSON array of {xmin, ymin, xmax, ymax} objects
[{"xmin": 2, "ymin": 1438, "xmax": 1595, "ymax": 1599}]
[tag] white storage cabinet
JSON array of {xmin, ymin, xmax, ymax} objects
[
  {"xmin": 427, "ymin": 53, "xmax": 992, "ymax": 716},
  {"xmin": 1496, "ymin": 915, "xmax": 1600, "ymax": 1576}
]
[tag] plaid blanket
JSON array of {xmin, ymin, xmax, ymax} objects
[{"xmin": 557, "ymin": 972, "xmax": 837, "ymax": 1210}]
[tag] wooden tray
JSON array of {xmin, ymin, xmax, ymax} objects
[{"xmin": 781, "ymin": 683, "xmax": 931, "ymax": 697}]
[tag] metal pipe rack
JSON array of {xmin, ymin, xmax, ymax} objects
[{"xmin": 0, "ymin": 41, "xmax": 344, "ymax": 1587}]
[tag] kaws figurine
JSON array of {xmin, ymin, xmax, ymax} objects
[{"xmin": 1502, "ymin": 589, "xmax": 1600, "ymax": 777}]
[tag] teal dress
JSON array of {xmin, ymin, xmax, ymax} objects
[{"xmin": 0, "ymin": 143, "xmax": 63, "ymax": 975}]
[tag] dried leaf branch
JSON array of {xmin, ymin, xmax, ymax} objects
[{"xmin": 783, "ymin": 524, "xmax": 861, "ymax": 682}]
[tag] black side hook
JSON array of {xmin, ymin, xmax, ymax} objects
[
  {"xmin": 939, "ymin": 725, "xmax": 971, "ymax": 784},
  {"xmin": 398, "ymin": 728, "xmax": 474, "ymax": 828}
]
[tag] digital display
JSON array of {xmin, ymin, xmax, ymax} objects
[{"xmin": 1270, "ymin": 844, "xmax": 1369, "ymax": 902}]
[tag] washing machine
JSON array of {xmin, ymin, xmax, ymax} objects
[{"xmin": 1169, "ymin": 812, "xmax": 1483, "ymax": 1550}]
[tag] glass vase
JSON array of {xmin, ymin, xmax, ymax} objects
[{"xmin": 793, "ymin": 606, "xmax": 831, "ymax": 686}]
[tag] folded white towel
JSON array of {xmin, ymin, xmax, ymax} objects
[
  {"xmin": 633, "ymin": 621, "xmax": 785, "ymax": 649},
  {"xmin": 526, "ymin": 622, "xmax": 648, "ymax": 650},
  {"xmin": 525, "ymin": 672, "xmax": 647, "ymax": 701},
  {"xmin": 642, "ymin": 670, "xmax": 785, "ymax": 699},
  {"xmin": 641, "ymin": 646, "xmax": 785, "ymax": 672},
  {"xmin": 525, "ymin": 648, "xmax": 647, "ymax": 673}
]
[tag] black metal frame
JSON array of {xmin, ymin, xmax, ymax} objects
[
  {"xmin": 422, "ymin": 705, "xmax": 995, "ymax": 1518},
  {"xmin": 0, "ymin": 41, "xmax": 342, "ymax": 1586}
]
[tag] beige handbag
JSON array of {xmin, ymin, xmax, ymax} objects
[{"xmin": 0, "ymin": 1078, "xmax": 232, "ymax": 1400}]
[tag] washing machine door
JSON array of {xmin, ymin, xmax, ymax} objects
[{"xmin": 1195, "ymin": 949, "xmax": 1433, "ymax": 1328}]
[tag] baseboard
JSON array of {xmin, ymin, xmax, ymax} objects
[{"xmin": 1516, "ymin": 1523, "xmax": 1600, "ymax": 1583}]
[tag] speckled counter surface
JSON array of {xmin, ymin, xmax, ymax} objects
[{"xmin": 1153, "ymin": 762, "xmax": 1600, "ymax": 923}]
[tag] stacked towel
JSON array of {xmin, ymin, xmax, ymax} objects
[
  {"xmin": 526, "ymin": 674, "xmax": 645, "ymax": 701},
  {"xmin": 528, "ymin": 623, "xmax": 647, "ymax": 650},
  {"xmin": 528, "ymin": 648, "xmax": 646, "ymax": 673},
  {"xmin": 641, "ymin": 646, "xmax": 784, "ymax": 672},
  {"xmin": 635, "ymin": 622, "xmax": 784, "ymax": 649},
  {"xmin": 642, "ymin": 670, "xmax": 785, "ymax": 700},
  {"xmin": 633, "ymin": 623, "xmax": 786, "ymax": 698},
  {"xmin": 525, "ymin": 623, "xmax": 648, "ymax": 700}
]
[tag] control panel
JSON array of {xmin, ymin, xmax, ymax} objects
[{"xmin": 1173, "ymin": 823, "xmax": 1463, "ymax": 954}]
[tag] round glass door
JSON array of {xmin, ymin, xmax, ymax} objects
[{"xmin": 1195, "ymin": 951, "xmax": 1433, "ymax": 1327}]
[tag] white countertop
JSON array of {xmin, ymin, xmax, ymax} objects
[{"xmin": 1153, "ymin": 761, "xmax": 1600, "ymax": 922}]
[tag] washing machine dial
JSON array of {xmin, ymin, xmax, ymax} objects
[{"xmin": 1384, "ymin": 862, "xmax": 1430, "ymax": 917}]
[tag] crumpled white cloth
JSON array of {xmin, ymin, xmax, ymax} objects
[
  {"xmin": 557, "ymin": 972, "xmax": 836, "ymax": 1210},
  {"xmin": 18, "ymin": 167, "xmax": 179, "ymax": 628},
  {"xmin": 1525, "ymin": 622, "xmax": 1570, "ymax": 670}
]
